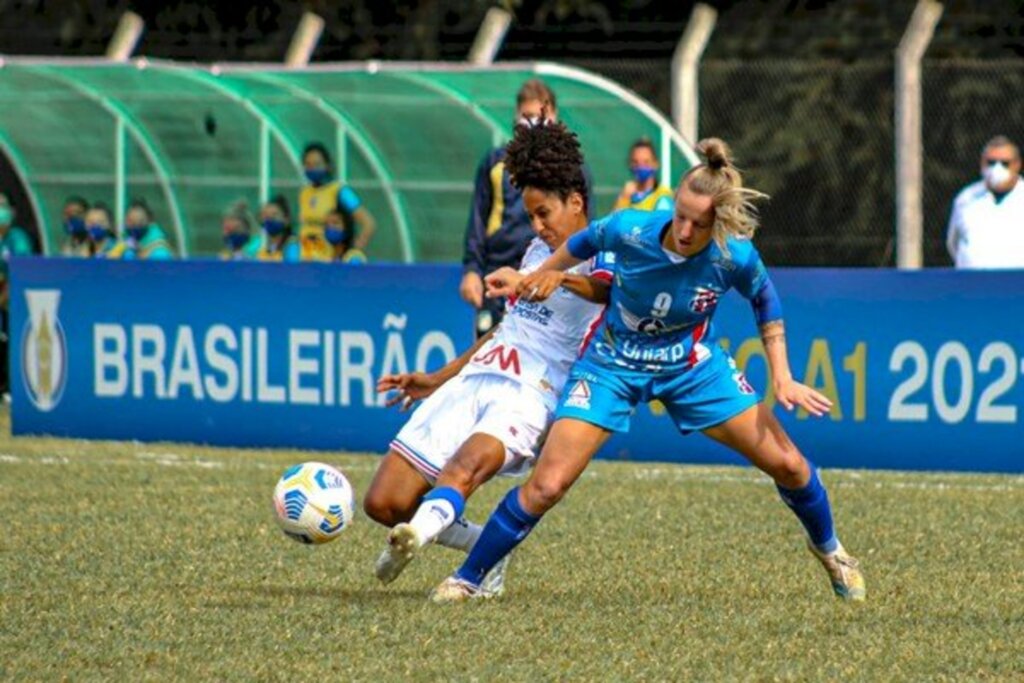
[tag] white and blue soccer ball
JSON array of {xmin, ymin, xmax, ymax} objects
[{"xmin": 272, "ymin": 462, "xmax": 355, "ymax": 545}]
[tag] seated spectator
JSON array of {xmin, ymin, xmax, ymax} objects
[
  {"xmin": 124, "ymin": 199, "xmax": 174, "ymax": 259},
  {"xmin": 0, "ymin": 192, "xmax": 33, "ymax": 265},
  {"xmin": 323, "ymin": 209, "xmax": 366, "ymax": 264},
  {"xmin": 612, "ymin": 138, "xmax": 674, "ymax": 212},
  {"xmin": 86, "ymin": 203, "xmax": 129, "ymax": 259},
  {"xmin": 220, "ymin": 200, "xmax": 261, "ymax": 260},
  {"xmin": 946, "ymin": 135, "xmax": 1024, "ymax": 269},
  {"xmin": 0, "ymin": 192, "xmax": 32, "ymax": 396},
  {"xmin": 257, "ymin": 196, "xmax": 299, "ymax": 262},
  {"xmin": 299, "ymin": 142, "xmax": 375, "ymax": 262},
  {"xmin": 60, "ymin": 196, "xmax": 92, "ymax": 257}
]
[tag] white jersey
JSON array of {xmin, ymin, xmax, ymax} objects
[{"xmin": 461, "ymin": 238, "xmax": 611, "ymax": 410}]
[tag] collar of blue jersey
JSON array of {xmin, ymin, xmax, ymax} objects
[{"xmin": 657, "ymin": 220, "xmax": 713, "ymax": 261}]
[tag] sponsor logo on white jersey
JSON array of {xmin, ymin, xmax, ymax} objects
[{"xmin": 471, "ymin": 344, "xmax": 522, "ymax": 375}]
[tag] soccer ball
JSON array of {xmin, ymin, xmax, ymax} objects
[{"xmin": 272, "ymin": 462, "xmax": 355, "ymax": 544}]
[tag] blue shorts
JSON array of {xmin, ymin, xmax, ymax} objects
[{"xmin": 555, "ymin": 345, "xmax": 760, "ymax": 434}]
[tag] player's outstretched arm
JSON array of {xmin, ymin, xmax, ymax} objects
[
  {"xmin": 552, "ymin": 273, "xmax": 611, "ymax": 304},
  {"xmin": 760, "ymin": 320, "xmax": 833, "ymax": 417},
  {"xmin": 483, "ymin": 266, "xmax": 523, "ymax": 299},
  {"xmin": 376, "ymin": 327, "xmax": 498, "ymax": 410}
]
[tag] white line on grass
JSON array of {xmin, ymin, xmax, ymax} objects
[{"xmin": 0, "ymin": 451, "xmax": 1021, "ymax": 493}]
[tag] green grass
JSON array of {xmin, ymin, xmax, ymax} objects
[{"xmin": 1, "ymin": 411, "xmax": 1022, "ymax": 682}]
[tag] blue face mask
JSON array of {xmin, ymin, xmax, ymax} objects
[
  {"xmin": 305, "ymin": 168, "xmax": 330, "ymax": 186},
  {"xmin": 65, "ymin": 216, "xmax": 87, "ymax": 236},
  {"xmin": 0, "ymin": 207, "xmax": 12, "ymax": 226},
  {"xmin": 263, "ymin": 219, "xmax": 286, "ymax": 236},
  {"xmin": 126, "ymin": 224, "xmax": 148, "ymax": 242},
  {"xmin": 87, "ymin": 224, "xmax": 110, "ymax": 242},
  {"xmin": 324, "ymin": 226, "xmax": 347, "ymax": 245},
  {"xmin": 224, "ymin": 232, "xmax": 250, "ymax": 250},
  {"xmin": 631, "ymin": 165, "xmax": 657, "ymax": 183}
]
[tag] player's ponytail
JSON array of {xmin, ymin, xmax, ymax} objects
[
  {"xmin": 699, "ymin": 138, "xmax": 731, "ymax": 171},
  {"xmin": 682, "ymin": 137, "xmax": 768, "ymax": 253}
]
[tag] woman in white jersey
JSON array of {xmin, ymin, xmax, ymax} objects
[{"xmin": 363, "ymin": 119, "xmax": 612, "ymax": 594}]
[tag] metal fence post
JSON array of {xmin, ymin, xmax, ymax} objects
[
  {"xmin": 285, "ymin": 12, "xmax": 325, "ymax": 67},
  {"xmin": 468, "ymin": 8, "xmax": 512, "ymax": 65},
  {"xmin": 672, "ymin": 4, "xmax": 717, "ymax": 146},
  {"xmin": 114, "ymin": 118, "xmax": 126, "ymax": 233},
  {"xmin": 106, "ymin": 12, "xmax": 144, "ymax": 62},
  {"xmin": 896, "ymin": 0, "xmax": 943, "ymax": 269}
]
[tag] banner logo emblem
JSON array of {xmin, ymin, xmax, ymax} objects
[{"xmin": 22, "ymin": 289, "xmax": 68, "ymax": 412}]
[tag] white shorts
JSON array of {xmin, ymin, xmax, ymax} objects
[{"xmin": 390, "ymin": 373, "xmax": 551, "ymax": 482}]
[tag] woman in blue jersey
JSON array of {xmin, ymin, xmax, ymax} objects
[{"xmin": 433, "ymin": 137, "xmax": 865, "ymax": 603}]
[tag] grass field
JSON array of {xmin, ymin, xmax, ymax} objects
[{"xmin": 1, "ymin": 411, "xmax": 1022, "ymax": 681}]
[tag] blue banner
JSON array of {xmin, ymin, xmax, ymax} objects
[
  {"xmin": 10, "ymin": 259, "xmax": 474, "ymax": 453},
  {"xmin": 10, "ymin": 259, "xmax": 1024, "ymax": 473},
  {"xmin": 611, "ymin": 269, "xmax": 1024, "ymax": 473}
]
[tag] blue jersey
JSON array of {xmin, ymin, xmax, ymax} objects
[{"xmin": 568, "ymin": 209, "xmax": 770, "ymax": 374}]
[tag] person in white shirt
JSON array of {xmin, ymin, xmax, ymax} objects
[
  {"xmin": 946, "ymin": 135, "xmax": 1024, "ymax": 269},
  {"xmin": 362, "ymin": 119, "xmax": 612, "ymax": 595}
]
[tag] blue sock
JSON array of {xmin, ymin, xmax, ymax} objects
[
  {"xmin": 421, "ymin": 486, "xmax": 466, "ymax": 519},
  {"xmin": 454, "ymin": 487, "xmax": 541, "ymax": 586},
  {"xmin": 776, "ymin": 464, "xmax": 838, "ymax": 554}
]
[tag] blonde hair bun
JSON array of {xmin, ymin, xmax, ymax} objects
[{"xmin": 697, "ymin": 137, "xmax": 732, "ymax": 171}]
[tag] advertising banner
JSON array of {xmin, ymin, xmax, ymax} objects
[{"xmin": 10, "ymin": 259, "xmax": 1024, "ymax": 472}]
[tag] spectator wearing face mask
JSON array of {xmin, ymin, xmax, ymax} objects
[
  {"xmin": 60, "ymin": 196, "xmax": 92, "ymax": 257},
  {"xmin": 298, "ymin": 142, "xmax": 376, "ymax": 263},
  {"xmin": 87, "ymin": 203, "xmax": 129, "ymax": 259},
  {"xmin": 256, "ymin": 195, "xmax": 300, "ymax": 262},
  {"xmin": 220, "ymin": 200, "xmax": 261, "ymax": 260},
  {"xmin": 613, "ymin": 138, "xmax": 674, "ymax": 213},
  {"xmin": 946, "ymin": 135, "xmax": 1024, "ymax": 269},
  {"xmin": 123, "ymin": 199, "xmax": 174, "ymax": 260},
  {"xmin": 461, "ymin": 79, "xmax": 593, "ymax": 338},
  {"xmin": 322, "ymin": 209, "xmax": 366, "ymax": 264}
]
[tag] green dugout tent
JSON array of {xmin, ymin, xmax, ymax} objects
[{"xmin": 0, "ymin": 58, "xmax": 697, "ymax": 260}]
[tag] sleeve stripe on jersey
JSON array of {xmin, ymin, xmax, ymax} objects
[{"xmin": 578, "ymin": 309, "xmax": 607, "ymax": 357}]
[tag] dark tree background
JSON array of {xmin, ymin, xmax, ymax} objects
[{"xmin": 2, "ymin": 0, "xmax": 1022, "ymax": 265}]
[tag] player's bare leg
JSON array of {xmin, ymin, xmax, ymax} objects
[
  {"xmin": 364, "ymin": 452, "xmax": 431, "ymax": 583},
  {"xmin": 432, "ymin": 419, "xmax": 611, "ymax": 602},
  {"xmin": 704, "ymin": 403, "xmax": 865, "ymax": 601},
  {"xmin": 363, "ymin": 451, "xmax": 431, "ymax": 527},
  {"xmin": 378, "ymin": 434, "xmax": 506, "ymax": 586}
]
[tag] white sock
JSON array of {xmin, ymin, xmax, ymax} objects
[
  {"xmin": 435, "ymin": 517, "xmax": 483, "ymax": 553},
  {"xmin": 407, "ymin": 499, "xmax": 458, "ymax": 548}
]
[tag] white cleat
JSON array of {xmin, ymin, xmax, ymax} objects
[
  {"xmin": 807, "ymin": 541, "xmax": 866, "ymax": 602},
  {"xmin": 374, "ymin": 523, "xmax": 420, "ymax": 585},
  {"xmin": 479, "ymin": 554, "xmax": 510, "ymax": 597},
  {"xmin": 429, "ymin": 576, "xmax": 485, "ymax": 603}
]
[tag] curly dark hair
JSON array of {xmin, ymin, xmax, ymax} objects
[{"xmin": 505, "ymin": 119, "xmax": 588, "ymax": 211}]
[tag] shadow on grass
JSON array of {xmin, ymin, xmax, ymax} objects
[{"xmin": 225, "ymin": 582, "xmax": 427, "ymax": 603}]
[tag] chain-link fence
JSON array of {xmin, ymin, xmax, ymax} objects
[
  {"xmin": 580, "ymin": 56, "xmax": 1024, "ymax": 268},
  {"xmin": 573, "ymin": 58, "xmax": 897, "ymax": 266},
  {"xmin": 700, "ymin": 60, "xmax": 895, "ymax": 267},
  {"xmin": 923, "ymin": 59, "xmax": 1024, "ymax": 267}
]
